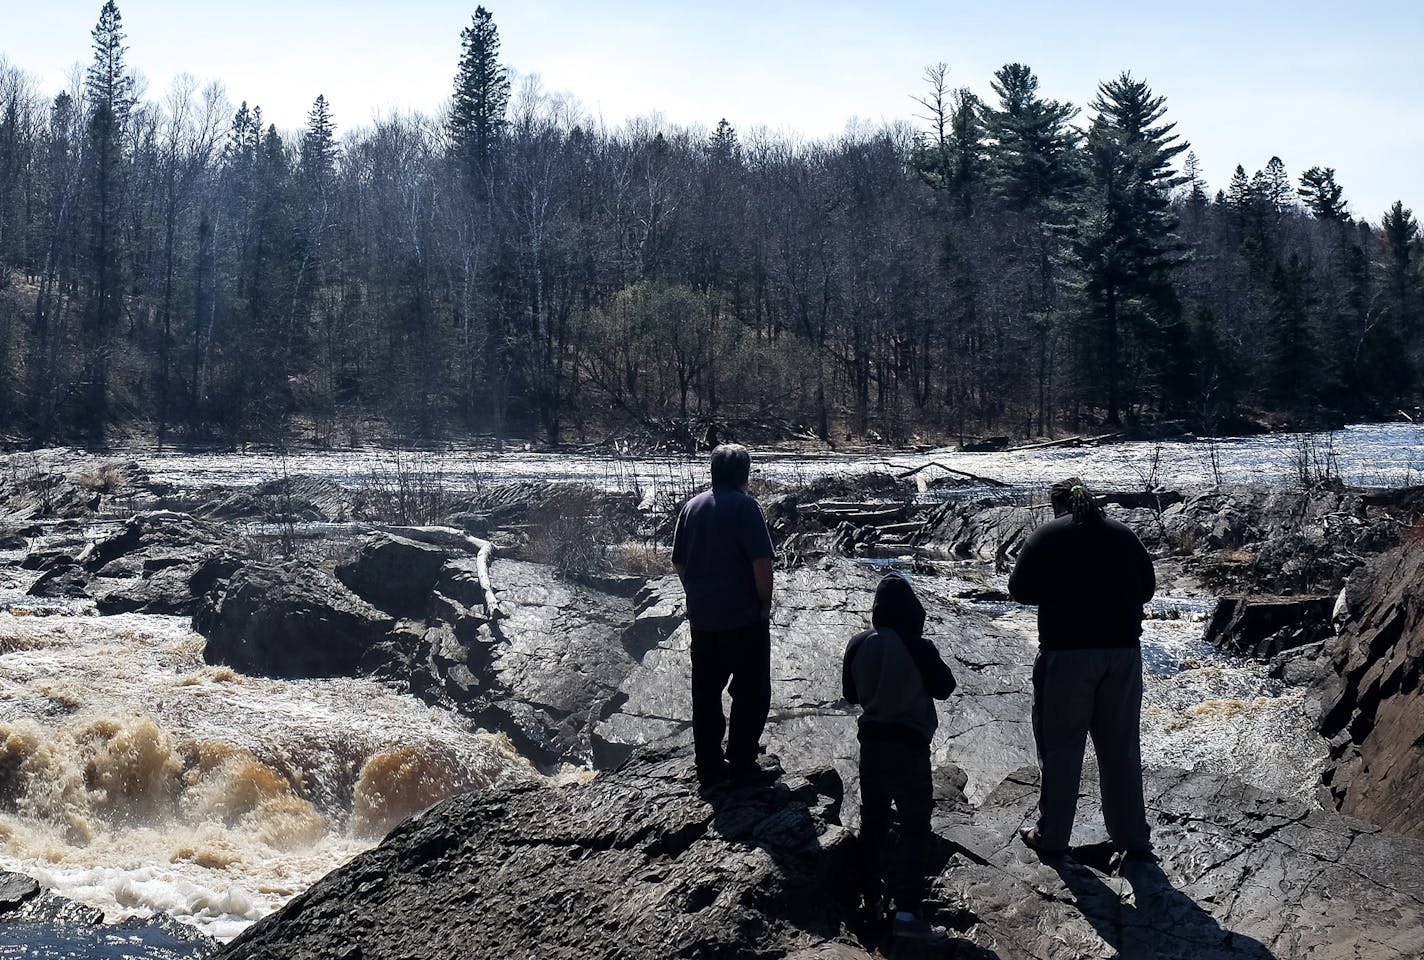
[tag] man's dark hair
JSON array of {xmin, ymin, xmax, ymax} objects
[
  {"xmin": 710, "ymin": 443, "xmax": 752, "ymax": 488},
  {"xmin": 1049, "ymin": 476, "xmax": 1103, "ymax": 525}
]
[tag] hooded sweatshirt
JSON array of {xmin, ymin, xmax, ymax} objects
[{"xmin": 843, "ymin": 573, "xmax": 957, "ymax": 746}]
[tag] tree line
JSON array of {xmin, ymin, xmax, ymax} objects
[{"xmin": 0, "ymin": 2, "xmax": 1420, "ymax": 448}]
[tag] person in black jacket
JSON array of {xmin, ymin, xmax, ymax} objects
[
  {"xmin": 843, "ymin": 572, "xmax": 956, "ymax": 941},
  {"xmin": 1008, "ymin": 477, "xmax": 1155, "ymax": 858}
]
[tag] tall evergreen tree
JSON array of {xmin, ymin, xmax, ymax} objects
[
  {"xmin": 300, "ymin": 94, "xmax": 337, "ymax": 184},
  {"xmin": 1261, "ymin": 156, "xmax": 1292, "ymax": 213},
  {"xmin": 82, "ymin": 0, "xmax": 135, "ymax": 440},
  {"xmin": 449, "ymin": 6, "xmax": 510, "ymax": 176},
  {"xmin": 1377, "ymin": 200, "xmax": 1422, "ymax": 369},
  {"xmin": 985, "ymin": 63, "xmax": 1080, "ymax": 212},
  {"xmin": 1068, "ymin": 73, "xmax": 1187, "ymax": 425},
  {"xmin": 1299, "ymin": 166, "xmax": 1347, "ymax": 222}
]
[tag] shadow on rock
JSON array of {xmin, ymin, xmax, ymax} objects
[{"xmin": 1049, "ymin": 856, "xmax": 1277, "ymax": 960}]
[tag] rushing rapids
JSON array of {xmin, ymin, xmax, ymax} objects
[{"xmin": 0, "ymin": 603, "xmax": 539, "ymax": 941}]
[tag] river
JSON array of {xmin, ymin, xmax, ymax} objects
[{"xmin": 1, "ymin": 423, "xmax": 1415, "ymax": 949}]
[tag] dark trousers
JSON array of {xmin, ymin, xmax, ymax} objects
[
  {"xmin": 690, "ymin": 619, "xmax": 771, "ymax": 771},
  {"xmin": 1031, "ymin": 646, "xmax": 1151, "ymax": 851},
  {"xmin": 858, "ymin": 733, "xmax": 932, "ymax": 914}
]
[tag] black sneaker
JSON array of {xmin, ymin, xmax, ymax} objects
[
  {"xmin": 727, "ymin": 760, "xmax": 780, "ymax": 786},
  {"xmin": 696, "ymin": 760, "xmax": 729, "ymax": 788},
  {"xmin": 1019, "ymin": 826, "xmax": 1068, "ymax": 858}
]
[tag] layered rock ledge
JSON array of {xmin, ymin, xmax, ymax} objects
[{"xmin": 215, "ymin": 752, "xmax": 1424, "ymax": 960}]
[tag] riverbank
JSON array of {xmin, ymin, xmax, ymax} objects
[{"xmin": 2, "ymin": 438, "xmax": 1423, "ymax": 956}]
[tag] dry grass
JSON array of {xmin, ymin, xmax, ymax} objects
[{"xmin": 605, "ymin": 542, "xmax": 671, "ymax": 577}]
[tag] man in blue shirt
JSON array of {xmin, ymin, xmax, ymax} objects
[{"xmin": 672, "ymin": 444, "xmax": 776, "ymax": 785}]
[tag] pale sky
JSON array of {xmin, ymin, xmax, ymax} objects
[{"xmin": 5, "ymin": 0, "xmax": 1421, "ymax": 222}]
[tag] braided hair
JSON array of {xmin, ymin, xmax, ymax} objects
[{"xmin": 1050, "ymin": 476, "xmax": 1102, "ymax": 525}]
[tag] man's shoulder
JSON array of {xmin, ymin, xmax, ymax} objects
[
  {"xmin": 681, "ymin": 488, "xmax": 715, "ymax": 512},
  {"xmin": 1100, "ymin": 515, "xmax": 1141, "ymax": 539},
  {"xmin": 1028, "ymin": 514, "xmax": 1073, "ymax": 542}
]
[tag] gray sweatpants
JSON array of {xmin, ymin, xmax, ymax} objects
[{"xmin": 1031, "ymin": 646, "xmax": 1151, "ymax": 851}]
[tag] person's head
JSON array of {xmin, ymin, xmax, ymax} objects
[
  {"xmin": 1049, "ymin": 476, "xmax": 1102, "ymax": 524},
  {"xmin": 871, "ymin": 571, "xmax": 926, "ymax": 645},
  {"xmin": 709, "ymin": 443, "xmax": 752, "ymax": 489}
]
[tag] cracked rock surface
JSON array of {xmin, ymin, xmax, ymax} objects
[
  {"xmin": 217, "ymin": 752, "xmax": 855, "ymax": 960},
  {"xmin": 931, "ymin": 765, "xmax": 1424, "ymax": 959},
  {"xmin": 1317, "ymin": 541, "xmax": 1424, "ymax": 840},
  {"xmin": 590, "ymin": 561, "xmax": 1038, "ymax": 806},
  {"xmin": 214, "ymin": 750, "xmax": 1424, "ymax": 960}
]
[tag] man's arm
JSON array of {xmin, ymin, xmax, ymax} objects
[
  {"xmin": 753, "ymin": 557, "xmax": 773, "ymax": 620},
  {"xmin": 1129, "ymin": 528, "xmax": 1156, "ymax": 605},
  {"xmin": 671, "ymin": 505, "xmax": 689, "ymax": 583},
  {"xmin": 1007, "ymin": 525, "xmax": 1047, "ymax": 605}
]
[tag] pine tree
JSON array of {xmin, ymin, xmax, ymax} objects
[
  {"xmin": 1068, "ymin": 73, "xmax": 1188, "ymax": 425},
  {"xmin": 1299, "ymin": 166, "xmax": 1347, "ymax": 221},
  {"xmin": 1261, "ymin": 156, "xmax": 1292, "ymax": 213},
  {"xmin": 1378, "ymin": 201, "xmax": 1422, "ymax": 359},
  {"xmin": 300, "ymin": 94, "xmax": 337, "ymax": 184},
  {"xmin": 985, "ymin": 63, "xmax": 1080, "ymax": 212},
  {"xmin": 449, "ymin": 6, "xmax": 510, "ymax": 176},
  {"xmin": 1181, "ymin": 151, "xmax": 1208, "ymax": 208},
  {"xmin": 82, "ymin": 0, "xmax": 136, "ymax": 440}
]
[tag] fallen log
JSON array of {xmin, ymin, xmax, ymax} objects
[{"xmin": 893, "ymin": 461, "xmax": 1011, "ymax": 488}]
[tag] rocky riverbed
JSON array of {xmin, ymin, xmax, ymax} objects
[{"xmin": 2, "ymin": 444, "xmax": 1423, "ymax": 958}]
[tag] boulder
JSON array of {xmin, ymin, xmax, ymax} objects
[
  {"xmin": 33, "ymin": 512, "xmax": 246, "ymax": 615},
  {"xmin": 1316, "ymin": 542, "xmax": 1424, "ymax": 839},
  {"xmin": 0, "ymin": 871, "xmax": 40, "ymax": 913},
  {"xmin": 921, "ymin": 501, "xmax": 1040, "ymax": 566},
  {"xmin": 195, "ymin": 561, "xmax": 394, "ymax": 679},
  {"xmin": 214, "ymin": 750, "xmax": 1424, "ymax": 960},
  {"xmin": 337, "ymin": 532, "xmax": 452, "ymax": 613},
  {"xmin": 1202, "ymin": 594, "xmax": 1335, "ymax": 658},
  {"xmin": 218, "ymin": 752, "xmax": 855, "ymax": 960}
]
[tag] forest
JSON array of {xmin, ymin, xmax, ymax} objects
[{"xmin": 0, "ymin": 2, "xmax": 1420, "ymax": 449}]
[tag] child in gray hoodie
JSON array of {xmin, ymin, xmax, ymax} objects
[{"xmin": 843, "ymin": 572, "xmax": 956, "ymax": 941}]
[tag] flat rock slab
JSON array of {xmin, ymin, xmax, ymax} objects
[
  {"xmin": 485, "ymin": 558, "xmax": 640, "ymax": 763},
  {"xmin": 930, "ymin": 766, "xmax": 1424, "ymax": 959},
  {"xmin": 591, "ymin": 561, "xmax": 1038, "ymax": 808}
]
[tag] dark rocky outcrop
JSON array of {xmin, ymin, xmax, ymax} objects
[
  {"xmin": 198, "ymin": 475, "xmax": 351, "ymax": 523},
  {"xmin": 196, "ymin": 561, "xmax": 394, "ymax": 679},
  {"xmin": 933, "ymin": 765, "xmax": 1424, "ymax": 959},
  {"xmin": 477, "ymin": 558, "xmax": 640, "ymax": 764},
  {"xmin": 1316, "ymin": 542, "xmax": 1424, "ymax": 839},
  {"xmin": 337, "ymin": 532, "xmax": 453, "ymax": 613},
  {"xmin": 0, "ymin": 871, "xmax": 214, "ymax": 958},
  {"xmin": 219, "ymin": 753, "xmax": 855, "ymax": 960},
  {"xmin": 21, "ymin": 511, "xmax": 246, "ymax": 615},
  {"xmin": 216, "ymin": 751, "xmax": 1424, "ymax": 960},
  {"xmin": 1202, "ymin": 594, "xmax": 1335, "ymax": 658},
  {"xmin": 921, "ymin": 485, "xmax": 1424, "ymax": 596}
]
